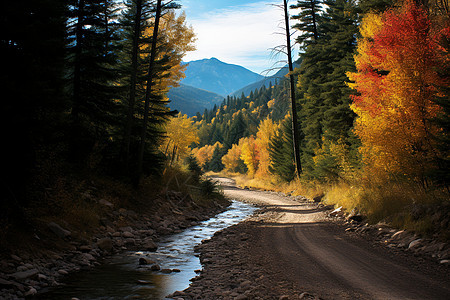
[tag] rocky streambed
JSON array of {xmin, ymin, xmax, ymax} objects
[{"xmin": 0, "ymin": 190, "xmax": 233, "ymax": 300}]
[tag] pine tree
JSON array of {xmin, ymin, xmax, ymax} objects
[
  {"xmin": 67, "ymin": 0, "xmax": 122, "ymax": 162},
  {"xmin": 269, "ymin": 115, "xmax": 296, "ymax": 181},
  {"xmin": 290, "ymin": 0, "xmax": 323, "ymax": 49},
  {"xmin": 1, "ymin": 0, "xmax": 67, "ymax": 217},
  {"xmin": 296, "ymin": 0, "xmax": 359, "ymax": 180}
]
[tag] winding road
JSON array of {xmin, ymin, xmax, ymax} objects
[{"xmin": 216, "ymin": 177, "xmax": 450, "ymax": 300}]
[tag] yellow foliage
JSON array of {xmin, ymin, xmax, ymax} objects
[
  {"xmin": 240, "ymin": 136, "xmax": 259, "ymax": 176},
  {"xmin": 140, "ymin": 11, "xmax": 196, "ymax": 93},
  {"xmin": 348, "ymin": 3, "xmax": 447, "ymax": 183},
  {"xmin": 193, "ymin": 142, "xmax": 222, "ymax": 168},
  {"xmin": 222, "ymin": 144, "xmax": 242, "ymax": 172},
  {"xmin": 255, "ymin": 118, "xmax": 279, "ymax": 178},
  {"xmin": 161, "ymin": 113, "xmax": 199, "ymax": 162}
]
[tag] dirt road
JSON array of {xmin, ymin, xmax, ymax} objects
[{"xmin": 179, "ymin": 178, "xmax": 450, "ymax": 299}]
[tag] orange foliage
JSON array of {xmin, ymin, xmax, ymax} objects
[
  {"xmin": 222, "ymin": 143, "xmax": 242, "ymax": 172},
  {"xmin": 348, "ymin": 0, "xmax": 449, "ymax": 182},
  {"xmin": 192, "ymin": 142, "xmax": 222, "ymax": 168}
]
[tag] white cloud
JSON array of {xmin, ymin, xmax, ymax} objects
[{"xmin": 182, "ymin": 1, "xmax": 298, "ymax": 75}]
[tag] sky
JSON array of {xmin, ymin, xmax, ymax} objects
[{"xmin": 179, "ymin": 0, "xmax": 299, "ymax": 75}]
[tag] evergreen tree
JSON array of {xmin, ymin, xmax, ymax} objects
[
  {"xmin": 1, "ymin": 0, "xmax": 67, "ymax": 221},
  {"xmin": 296, "ymin": 0, "xmax": 359, "ymax": 180},
  {"xmin": 290, "ymin": 0, "xmax": 323, "ymax": 49},
  {"xmin": 67, "ymin": 0, "xmax": 122, "ymax": 162},
  {"xmin": 269, "ymin": 115, "xmax": 296, "ymax": 181}
]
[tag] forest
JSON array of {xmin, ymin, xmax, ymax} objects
[
  {"xmin": 185, "ymin": 0, "xmax": 449, "ymax": 234},
  {"xmin": 1, "ymin": 0, "xmax": 449, "ymax": 243}
]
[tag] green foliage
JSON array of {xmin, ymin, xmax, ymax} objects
[
  {"xmin": 186, "ymin": 155, "xmax": 203, "ymax": 182},
  {"xmin": 269, "ymin": 116, "xmax": 296, "ymax": 182},
  {"xmin": 291, "ymin": 0, "xmax": 324, "ymax": 49},
  {"xmin": 296, "ymin": 0, "xmax": 359, "ymax": 181}
]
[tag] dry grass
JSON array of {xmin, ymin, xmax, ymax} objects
[{"xmin": 221, "ymin": 171, "xmax": 449, "ymax": 238}]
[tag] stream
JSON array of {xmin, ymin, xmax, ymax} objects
[{"xmin": 38, "ymin": 200, "xmax": 256, "ymax": 299}]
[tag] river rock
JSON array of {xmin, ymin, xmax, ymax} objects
[
  {"xmin": 58, "ymin": 269, "xmax": 69, "ymax": 275},
  {"xmin": 143, "ymin": 239, "xmax": 158, "ymax": 252},
  {"xmin": 160, "ymin": 269, "xmax": 172, "ymax": 274},
  {"xmin": 97, "ymin": 238, "xmax": 113, "ymax": 252},
  {"xmin": 138, "ymin": 257, "xmax": 155, "ymax": 265},
  {"xmin": 122, "ymin": 231, "xmax": 134, "ymax": 238},
  {"xmin": 150, "ymin": 264, "xmax": 160, "ymax": 271},
  {"xmin": 81, "ymin": 253, "xmax": 95, "ymax": 261},
  {"xmin": 11, "ymin": 269, "xmax": 39, "ymax": 280},
  {"xmin": 408, "ymin": 239, "xmax": 422, "ymax": 250},
  {"xmin": 10, "ymin": 254, "xmax": 22, "ymax": 262},
  {"xmin": 48, "ymin": 222, "xmax": 71, "ymax": 238},
  {"xmin": 125, "ymin": 238, "xmax": 136, "ymax": 245},
  {"xmin": 99, "ymin": 199, "xmax": 114, "ymax": 208},
  {"xmin": 25, "ymin": 287, "xmax": 37, "ymax": 296},
  {"xmin": 0, "ymin": 278, "xmax": 16, "ymax": 288}
]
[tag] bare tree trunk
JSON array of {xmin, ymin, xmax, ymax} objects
[
  {"xmin": 135, "ymin": 0, "xmax": 162, "ymax": 186},
  {"xmin": 72, "ymin": 0, "xmax": 85, "ymax": 125},
  {"xmin": 283, "ymin": 0, "xmax": 302, "ymax": 177},
  {"xmin": 124, "ymin": 0, "xmax": 143, "ymax": 171}
]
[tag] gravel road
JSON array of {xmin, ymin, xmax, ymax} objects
[{"xmin": 176, "ymin": 177, "xmax": 450, "ymax": 300}]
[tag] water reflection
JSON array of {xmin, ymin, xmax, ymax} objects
[{"xmin": 39, "ymin": 200, "xmax": 256, "ymax": 300}]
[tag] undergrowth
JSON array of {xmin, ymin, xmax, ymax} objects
[{"xmin": 224, "ymin": 171, "xmax": 449, "ymax": 239}]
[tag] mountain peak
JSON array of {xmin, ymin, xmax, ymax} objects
[{"xmin": 180, "ymin": 58, "xmax": 264, "ymax": 96}]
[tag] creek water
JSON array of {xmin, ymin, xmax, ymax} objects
[{"xmin": 39, "ymin": 200, "xmax": 256, "ymax": 300}]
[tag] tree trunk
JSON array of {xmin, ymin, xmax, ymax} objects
[
  {"xmin": 72, "ymin": 0, "xmax": 85, "ymax": 125},
  {"xmin": 124, "ymin": 0, "xmax": 143, "ymax": 171},
  {"xmin": 135, "ymin": 0, "xmax": 162, "ymax": 186},
  {"xmin": 283, "ymin": 0, "xmax": 302, "ymax": 177}
]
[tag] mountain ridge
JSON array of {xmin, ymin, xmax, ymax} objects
[{"xmin": 180, "ymin": 57, "xmax": 264, "ymax": 97}]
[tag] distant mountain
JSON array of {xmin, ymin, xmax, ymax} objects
[
  {"xmin": 180, "ymin": 58, "xmax": 264, "ymax": 96},
  {"xmin": 230, "ymin": 60, "xmax": 302, "ymax": 97},
  {"xmin": 168, "ymin": 83, "xmax": 224, "ymax": 117}
]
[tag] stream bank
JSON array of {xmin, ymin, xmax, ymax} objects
[{"xmin": 0, "ymin": 188, "xmax": 230, "ymax": 300}]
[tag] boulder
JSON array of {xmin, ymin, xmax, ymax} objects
[
  {"xmin": 138, "ymin": 257, "xmax": 155, "ymax": 265},
  {"xmin": 11, "ymin": 269, "xmax": 39, "ymax": 280},
  {"xmin": 97, "ymin": 238, "xmax": 113, "ymax": 252},
  {"xmin": 48, "ymin": 222, "xmax": 71, "ymax": 238},
  {"xmin": 0, "ymin": 278, "xmax": 16, "ymax": 288},
  {"xmin": 408, "ymin": 239, "xmax": 423, "ymax": 250},
  {"xmin": 122, "ymin": 231, "xmax": 134, "ymax": 238},
  {"xmin": 160, "ymin": 269, "xmax": 172, "ymax": 274},
  {"xmin": 143, "ymin": 239, "xmax": 158, "ymax": 252},
  {"xmin": 99, "ymin": 199, "xmax": 114, "ymax": 208},
  {"xmin": 25, "ymin": 287, "xmax": 37, "ymax": 296}
]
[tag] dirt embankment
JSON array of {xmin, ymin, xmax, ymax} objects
[
  {"xmin": 0, "ymin": 188, "xmax": 229, "ymax": 300},
  {"xmin": 172, "ymin": 177, "xmax": 450, "ymax": 300}
]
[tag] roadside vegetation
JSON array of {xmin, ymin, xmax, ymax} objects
[{"xmin": 192, "ymin": 0, "xmax": 450, "ymax": 239}]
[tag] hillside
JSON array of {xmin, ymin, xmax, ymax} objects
[
  {"xmin": 168, "ymin": 84, "xmax": 224, "ymax": 116},
  {"xmin": 181, "ymin": 58, "xmax": 264, "ymax": 96},
  {"xmin": 231, "ymin": 60, "xmax": 301, "ymax": 97}
]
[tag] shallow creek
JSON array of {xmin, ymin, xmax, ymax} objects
[{"xmin": 39, "ymin": 200, "xmax": 256, "ymax": 299}]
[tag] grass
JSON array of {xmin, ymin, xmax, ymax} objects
[{"xmin": 220, "ymin": 170, "xmax": 449, "ymax": 239}]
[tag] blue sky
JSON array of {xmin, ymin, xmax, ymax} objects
[{"xmin": 180, "ymin": 0, "xmax": 299, "ymax": 75}]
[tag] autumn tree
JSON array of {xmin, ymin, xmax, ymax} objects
[
  {"xmin": 162, "ymin": 113, "xmax": 199, "ymax": 165},
  {"xmin": 348, "ymin": 0, "xmax": 449, "ymax": 184},
  {"xmin": 255, "ymin": 118, "xmax": 279, "ymax": 177},
  {"xmin": 118, "ymin": 2, "xmax": 195, "ymax": 181},
  {"xmin": 222, "ymin": 144, "xmax": 247, "ymax": 173}
]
